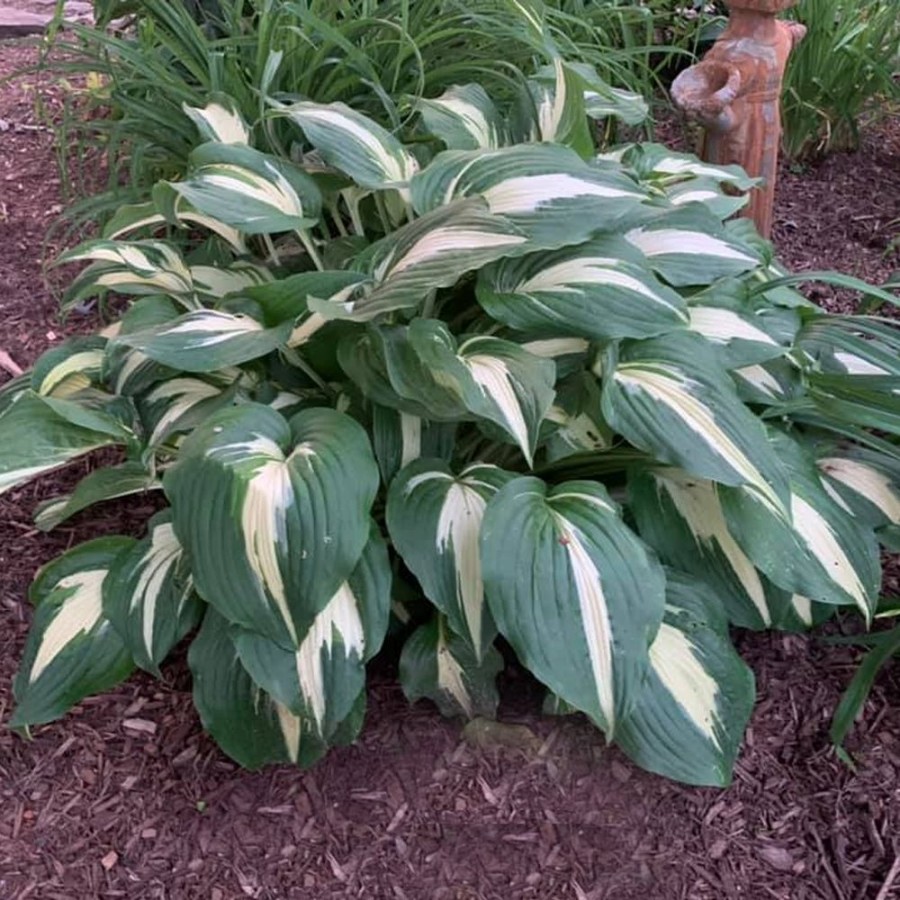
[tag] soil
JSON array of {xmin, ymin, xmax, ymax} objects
[{"xmin": 2, "ymin": 31, "xmax": 900, "ymax": 900}]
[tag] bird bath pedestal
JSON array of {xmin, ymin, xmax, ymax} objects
[{"xmin": 670, "ymin": 0, "xmax": 806, "ymax": 238}]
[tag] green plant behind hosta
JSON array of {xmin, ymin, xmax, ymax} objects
[{"xmin": 4, "ymin": 50, "xmax": 900, "ymax": 788}]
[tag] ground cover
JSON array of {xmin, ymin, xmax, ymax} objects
[{"xmin": 1, "ymin": 20, "xmax": 900, "ymax": 900}]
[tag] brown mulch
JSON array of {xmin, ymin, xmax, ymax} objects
[{"xmin": 2, "ymin": 36, "xmax": 900, "ymax": 900}]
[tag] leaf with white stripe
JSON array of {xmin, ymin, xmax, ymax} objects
[
  {"xmin": 624, "ymin": 206, "xmax": 761, "ymax": 286},
  {"xmin": 189, "ymin": 608, "xmax": 350, "ymax": 769},
  {"xmin": 416, "ymin": 84, "xmax": 504, "ymax": 150},
  {"xmin": 387, "ymin": 460, "xmax": 514, "ymax": 660},
  {"xmin": 817, "ymin": 452, "xmax": 900, "ymax": 531},
  {"xmin": 601, "ymin": 331, "xmax": 789, "ymax": 509},
  {"xmin": 0, "ymin": 391, "xmax": 125, "ymax": 496},
  {"xmin": 103, "ymin": 511, "xmax": 202, "ymax": 675},
  {"xmin": 61, "ymin": 239, "xmax": 195, "ymax": 308},
  {"xmin": 315, "ymin": 199, "xmax": 527, "ymax": 321},
  {"xmin": 117, "ymin": 310, "xmax": 290, "ymax": 373},
  {"xmin": 542, "ymin": 373, "xmax": 613, "ymax": 463},
  {"xmin": 628, "ymin": 145, "xmax": 758, "ymax": 192},
  {"xmin": 687, "ymin": 305, "xmax": 787, "ymax": 367},
  {"xmin": 614, "ymin": 572, "xmax": 755, "ymax": 787},
  {"xmin": 399, "ymin": 614, "xmax": 503, "ymax": 720},
  {"xmin": 170, "ymin": 143, "xmax": 322, "ymax": 235},
  {"xmin": 138, "ymin": 376, "xmax": 233, "ymax": 447},
  {"xmin": 190, "ymin": 262, "xmax": 272, "ymax": 300},
  {"xmin": 372, "ymin": 405, "xmax": 456, "ymax": 484},
  {"xmin": 183, "ymin": 94, "xmax": 251, "ymax": 145},
  {"xmin": 481, "ymin": 478, "xmax": 666, "ymax": 735},
  {"xmin": 411, "ymin": 143, "xmax": 648, "ymax": 249},
  {"xmin": 34, "ymin": 462, "xmax": 161, "ymax": 532},
  {"xmin": 721, "ymin": 431, "xmax": 882, "ymax": 620},
  {"xmin": 11, "ymin": 537, "xmax": 135, "ymax": 728},
  {"xmin": 477, "ymin": 237, "xmax": 687, "ymax": 340},
  {"xmin": 32, "ymin": 337, "xmax": 106, "ymax": 399},
  {"xmin": 230, "ymin": 523, "xmax": 390, "ymax": 738},
  {"xmin": 165, "ymin": 403, "xmax": 379, "ymax": 648},
  {"xmin": 665, "ymin": 178, "xmax": 747, "ymax": 219},
  {"xmin": 280, "ymin": 101, "xmax": 419, "ymax": 191},
  {"xmin": 629, "ymin": 467, "xmax": 792, "ymax": 629}
]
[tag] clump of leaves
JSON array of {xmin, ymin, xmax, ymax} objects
[{"xmin": 3, "ymin": 39, "xmax": 898, "ymax": 787}]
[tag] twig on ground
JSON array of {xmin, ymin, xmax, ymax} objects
[{"xmin": 875, "ymin": 854, "xmax": 900, "ymax": 900}]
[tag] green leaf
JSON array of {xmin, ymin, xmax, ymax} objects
[
  {"xmin": 371, "ymin": 405, "xmax": 456, "ymax": 484},
  {"xmin": 189, "ymin": 608, "xmax": 336, "ymax": 769},
  {"xmin": 686, "ymin": 304, "xmax": 788, "ymax": 368},
  {"xmin": 137, "ymin": 375, "xmax": 235, "ymax": 448},
  {"xmin": 11, "ymin": 537, "xmax": 136, "ymax": 728},
  {"xmin": 399, "ymin": 615, "xmax": 503, "ymax": 719},
  {"xmin": 117, "ymin": 310, "xmax": 291, "ymax": 372},
  {"xmin": 280, "ymin": 100, "xmax": 419, "ymax": 191},
  {"xmin": 103, "ymin": 511, "xmax": 202, "ymax": 675},
  {"xmin": 230, "ymin": 523, "xmax": 390, "ymax": 738},
  {"xmin": 481, "ymin": 477, "xmax": 666, "ymax": 735},
  {"xmin": 542, "ymin": 373, "xmax": 613, "ymax": 462},
  {"xmin": 623, "ymin": 206, "xmax": 761, "ymax": 286},
  {"xmin": 411, "ymin": 143, "xmax": 648, "ymax": 248},
  {"xmin": 614, "ymin": 572, "xmax": 756, "ymax": 787},
  {"xmin": 416, "ymin": 84, "xmax": 504, "ymax": 150},
  {"xmin": 817, "ymin": 451, "xmax": 900, "ymax": 531},
  {"xmin": 34, "ymin": 462, "xmax": 161, "ymax": 532},
  {"xmin": 387, "ymin": 460, "xmax": 514, "ymax": 660},
  {"xmin": 721, "ymin": 431, "xmax": 882, "ymax": 620},
  {"xmin": 477, "ymin": 236, "xmax": 688, "ymax": 341},
  {"xmin": 0, "ymin": 391, "xmax": 124, "ymax": 495},
  {"xmin": 601, "ymin": 332, "xmax": 788, "ymax": 510},
  {"xmin": 31, "ymin": 337, "xmax": 106, "ymax": 398},
  {"xmin": 165, "ymin": 403, "xmax": 379, "ymax": 648},
  {"xmin": 171, "ymin": 142, "xmax": 322, "ymax": 235}
]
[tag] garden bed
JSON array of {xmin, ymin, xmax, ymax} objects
[{"xmin": 2, "ymin": 35, "xmax": 900, "ymax": 900}]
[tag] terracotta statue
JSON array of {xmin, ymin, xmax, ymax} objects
[{"xmin": 670, "ymin": 0, "xmax": 806, "ymax": 238}]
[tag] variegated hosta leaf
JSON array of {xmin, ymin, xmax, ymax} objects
[
  {"xmin": 170, "ymin": 143, "xmax": 322, "ymax": 235},
  {"xmin": 481, "ymin": 478, "xmax": 666, "ymax": 735},
  {"xmin": 374, "ymin": 320, "xmax": 556, "ymax": 464},
  {"xmin": 817, "ymin": 451, "xmax": 900, "ymax": 532},
  {"xmin": 721, "ymin": 431, "xmax": 882, "ymax": 620},
  {"xmin": 61, "ymin": 239, "xmax": 195, "ymax": 308},
  {"xmin": 31, "ymin": 337, "xmax": 106, "ymax": 398},
  {"xmin": 614, "ymin": 572, "xmax": 755, "ymax": 787},
  {"xmin": 183, "ymin": 94, "xmax": 251, "ymax": 144},
  {"xmin": 34, "ymin": 462, "xmax": 161, "ymax": 532},
  {"xmin": 230, "ymin": 524, "xmax": 390, "ymax": 739},
  {"xmin": 579, "ymin": 71, "xmax": 649, "ymax": 127},
  {"xmin": 189, "ymin": 609, "xmax": 365, "ymax": 769},
  {"xmin": 665, "ymin": 178, "xmax": 747, "ymax": 219},
  {"xmin": 116, "ymin": 310, "xmax": 291, "ymax": 373},
  {"xmin": 601, "ymin": 331, "xmax": 789, "ymax": 510},
  {"xmin": 542, "ymin": 373, "xmax": 612, "ymax": 463},
  {"xmin": 399, "ymin": 614, "xmax": 503, "ymax": 719},
  {"xmin": 411, "ymin": 143, "xmax": 648, "ymax": 249},
  {"xmin": 0, "ymin": 391, "xmax": 125, "ymax": 496},
  {"xmin": 526, "ymin": 59, "xmax": 592, "ymax": 155},
  {"xmin": 387, "ymin": 460, "xmax": 514, "ymax": 660},
  {"xmin": 103, "ymin": 511, "xmax": 202, "ymax": 675},
  {"xmin": 623, "ymin": 206, "xmax": 761, "ymax": 287},
  {"xmin": 625, "ymin": 145, "xmax": 758, "ymax": 192},
  {"xmin": 371, "ymin": 405, "xmax": 456, "ymax": 484},
  {"xmin": 416, "ymin": 83, "xmax": 504, "ymax": 150},
  {"xmin": 797, "ymin": 315, "xmax": 900, "ymax": 378},
  {"xmin": 189, "ymin": 262, "xmax": 272, "ymax": 300},
  {"xmin": 139, "ymin": 377, "xmax": 230, "ymax": 448},
  {"xmin": 477, "ymin": 237, "xmax": 687, "ymax": 341},
  {"xmin": 630, "ymin": 467, "xmax": 797, "ymax": 630},
  {"xmin": 731, "ymin": 358, "xmax": 801, "ymax": 405},
  {"xmin": 280, "ymin": 100, "xmax": 419, "ymax": 191},
  {"xmin": 687, "ymin": 305, "xmax": 788, "ymax": 368},
  {"xmin": 519, "ymin": 336, "xmax": 590, "ymax": 379},
  {"xmin": 11, "ymin": 537, "xmax": 135, "ymax": 728},
  {"xmin": 313, "ymin": 199, "xmax": 527, "ymax": 321},
  {"xmin": 165, "ymin": 403, "xmax": 379, "ymax": 648}
]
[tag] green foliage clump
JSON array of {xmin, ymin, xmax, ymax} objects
[
  {"xmin": 782, "ymin": 0, "xmax": 900, "ymax": 160},
  {"xmin": 5, "ymin": 12, "xmax": 900, "ymax": 787}
]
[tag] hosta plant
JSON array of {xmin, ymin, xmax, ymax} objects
[{"xmin": 3, "ymin": 52, "xmax": 899, "ymax": 788}]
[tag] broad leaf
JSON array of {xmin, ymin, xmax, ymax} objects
[
  {"xmin": 387, "ymin": 460, "xmax": 514, "ymax": 660},
  {"xmin": 477, "ymin": 237, "xmax": 688, "ymax": 340},
  {"xmin": 399, "ymin": 615, "xmax": 503, "ymax": 719},
  {"xmin": 32, "ymin": 337, "xmax": 106, "ymax": 398},
  {"xmin": 371, "ymin": 405, "xmax": 456, "ymax": 484},
  {"xmin": 183, "ymin": 94, "xmax": 251, "ymax": 144},
  {"xmin": 11, "ymin": 537, "xmax": 135, "ymax": 728},
  {"xmin": 481, "ymin": 478, "xmax": 666, "ymax": 735},
  {"xmin": 614, "ymin": 572, "xmax": 756, "ymax": 787},
  {"xmin": 416, "ymin": 83, "xmax": 504, "ymax": 150},
  {"xmin": 165, "ymin": 403, "xmax": 379, "ymax": 648},
  {"xmin": 231, "ymin": 523, "xmax": 390, "ymax": 738},
  {"xmin": 818, "ymin": 452, "xmax": 900, "ymax": 531},
  {"xmin": 104, "ymin": 511, "xmax": 202, "ymax": 675}
]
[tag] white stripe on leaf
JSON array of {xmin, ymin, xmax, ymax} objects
[
  {"xmin": 485, "ymin": 174, "xmax": 642, "ymax": 215},
  {"xmin": 819, "ymin": 458, "xmax": 900, "ymax": 523},
  {"xmin": 625, "ymin": 228, "xmax": 756, "ymax": 263}
]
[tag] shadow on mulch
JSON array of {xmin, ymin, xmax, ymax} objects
[{"xmin": 2, "ymin": 37, "xmax": 900, "ymax": 900}]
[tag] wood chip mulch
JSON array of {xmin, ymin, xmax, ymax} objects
[{"xmin": 2, "ymin": 37, "xmax": 900, "ymax": 900}]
